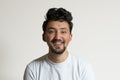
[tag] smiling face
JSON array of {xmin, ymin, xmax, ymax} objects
[{"xmin": 43, "ymin": 20, "xmax": 72, "ymax": 55}]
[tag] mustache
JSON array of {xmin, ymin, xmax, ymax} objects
[{"xmin": 51, "ymin": 39, "xmax": 64, "ymax": 43}]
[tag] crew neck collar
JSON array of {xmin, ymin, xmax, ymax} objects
[{"xmin": 46, "ymin": 53, "xmax": 71, "ymax": 67}]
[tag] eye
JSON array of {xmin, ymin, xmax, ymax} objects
[
  {"xmin": 61, "ymin": 31, "xmax": 67, "ymax": 34},
  {"xmin": 48, "ymin": 30, "xmax": 55, "ymax": 34}
]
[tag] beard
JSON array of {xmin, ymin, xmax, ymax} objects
[
  {"xmin": 49, "ymin": 39, "xmax": 66, "ymax": 54},
  {"xmin": 50, "ymin": 45, "xmax": 66, "ymax": 54}
]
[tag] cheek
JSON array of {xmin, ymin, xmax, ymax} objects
[
  {"xmin": 64, "ymin": 36, "xmax": 71, "ymax": 43},
  {"xmin": 46, "ymin": 35, "xmax": 54, "ymax": 42}
]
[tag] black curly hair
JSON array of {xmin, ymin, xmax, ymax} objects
[{"xmin": 42, "ymin": 8, "xmax": 73, "ymax": 34}]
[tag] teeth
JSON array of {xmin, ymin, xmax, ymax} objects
[
  {"xmin": 53, "ymin": 41, "xmax": 63, "ymax": 45},
  {"xmin": 54, "ymin": 42, "xmax": 62, "ymax": 44}
]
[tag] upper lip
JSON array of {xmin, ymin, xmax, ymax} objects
[
  {"xmin": 51, "ymin": 39, "xmax": 63, "ymax": 43},
  {"xmin": 51, "ymin": 40, "xmax": 64, "ymax": 46}
]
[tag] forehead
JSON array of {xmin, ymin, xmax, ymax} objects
[{"xmin": 46, "ymin": 21, "xmax": 69, "ymax": 30}]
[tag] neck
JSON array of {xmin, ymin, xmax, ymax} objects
[{"xmin": 48, "ymin": 50, "xmax": 68, "ymax": 63}]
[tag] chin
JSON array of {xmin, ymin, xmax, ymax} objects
[{"xmin": 50, "ymin": 46, "xmax": 66, "ymax": 55}]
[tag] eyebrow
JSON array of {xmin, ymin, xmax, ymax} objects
[
  {"xmin": 47, "ymin": 27, "xmax": 55, "ymax": 30},
  {"xmin": 47, "ymin": 27, "xmax": 68, "ymax": 30}
]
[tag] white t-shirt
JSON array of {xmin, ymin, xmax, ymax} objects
[{"xmin": 24, "ymin": 53, "xmax": 95, "ymax": 80}]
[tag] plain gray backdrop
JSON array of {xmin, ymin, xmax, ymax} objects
[{"xmin": 0, "ymin": 0, "xmax": 120, "ymax": 80}]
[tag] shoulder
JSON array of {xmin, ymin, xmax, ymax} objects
[
  {"xmin": 70, "ymin": 54, "xmax": 93, "ymax": 71},
  {"xmin": 71, "ymin": 54, "xmax": 95, "ymax": 80},
  {"xmin": 71, "ymin": 54, "xmax": 88, "ymax": 65},
  {"xmin": 26, "ymin": 54, "xmax": 47, "ymax": 70}
]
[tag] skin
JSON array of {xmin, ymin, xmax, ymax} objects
[{"xmin": 43, "ymin": 20, "xmax": 72, "ymax": 63}]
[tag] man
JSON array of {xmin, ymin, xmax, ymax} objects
[{"xmin": 24, "ymin": 7, "xmax": 95, "ymax": 80}]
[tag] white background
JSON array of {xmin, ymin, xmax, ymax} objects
[{"xmin": 0, "ymin": 0, "xmax": 120, "ymax": 80}]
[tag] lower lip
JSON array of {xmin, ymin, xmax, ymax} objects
[{"xmin": 54, "ymin": 43, "xmax": 62, "ymax": 46}]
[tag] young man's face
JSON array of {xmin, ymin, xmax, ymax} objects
[{"xmin": 43, "ymin": 21, "xmax": 72, "ymax": 54}]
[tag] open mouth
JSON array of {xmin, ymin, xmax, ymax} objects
[
  {"xmin": 53, "ymin": 42, "xmax": 63, "ymax": 46},
  {"xmin": 51, "ymin": 39, "xmax": 64, "ymax": 47}
]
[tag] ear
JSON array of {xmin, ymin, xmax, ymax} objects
[
  {"xmin": 42, "ymin": 33, "xmax": 46, "ymax": 42},
  {"xmin": 69, "ymin": 34, "xmax": 72, "ymax": 41}
]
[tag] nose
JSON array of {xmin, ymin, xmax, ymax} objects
[{"xmin": 54, "ymin": 31, "xmax": 61, "ymax": 39}]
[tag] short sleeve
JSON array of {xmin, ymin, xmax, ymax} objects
[
  {"xmin": 80, "ymin": 63, "xmax": 95, "ymax": 80},
  {"xmin": 23, "ymin": 65, "xmax": 36, "ymax": 80}
]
